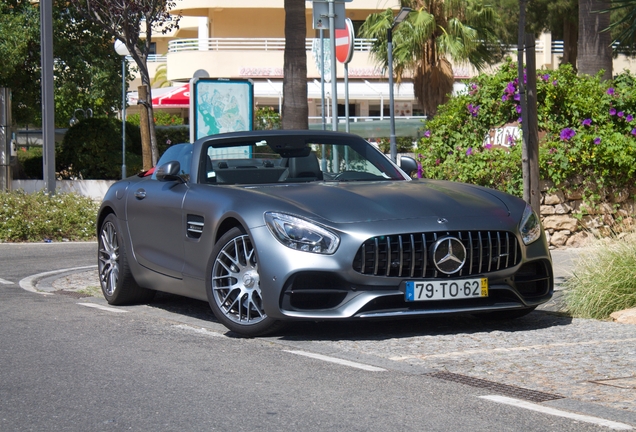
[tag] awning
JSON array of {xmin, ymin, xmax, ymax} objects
[{"xmin": 152, "ymin": 84, "xmax": 190, "ymax": 107}]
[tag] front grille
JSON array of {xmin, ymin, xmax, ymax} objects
[{"xmin": 352, "ymin": 231, "xmax": 521, "ymax": 278}]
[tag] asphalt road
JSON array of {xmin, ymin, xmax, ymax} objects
[{"xmin": 0, "ymin": 242, "xmax": 634, "ymax": 431}]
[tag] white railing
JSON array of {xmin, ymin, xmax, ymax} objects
[
  {"xmin": 125, "ymin": 54, "xmax": 167, "ymax": 62},
  {"xmin": 308, "ymin": 115, "xmax": 427, "ymax": 123},
  {"xmin": 162, "ymin": 38, "xmax": 627, "ymax": 58},
  {"xmin": 551, "ymin": 40, "xmax": 622, "ymax": 54},
  {"xmin": 552, "ymin": 41, "xmax": 564, "ymax": 54},
  {"xmin": 168, "ymin": 38, "xmax": 375, "ymax": 53}
]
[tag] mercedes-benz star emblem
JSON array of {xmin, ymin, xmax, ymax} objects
[{"xmin": 432, "ymin": 237, "xmax": 466, "ymax": 274}]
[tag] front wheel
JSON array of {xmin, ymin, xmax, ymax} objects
[
  {"xmin": 206, "ymin": 227, "xmax": 283, "ymax": 337},
  {"xmin": 98, "ymin": 213, "xmax": 155, "ymax": 305}
]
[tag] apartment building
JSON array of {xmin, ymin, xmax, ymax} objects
[
  {"xmin": 135, "ymin": 0, "xmax": 426, "ymax": 134},
  {"xmin": 134, "ymin": 0, "xmax": 636, "ymax": 135}
]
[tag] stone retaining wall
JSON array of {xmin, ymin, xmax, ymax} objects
[{"xmin": 540, "ymin": 178, "xmax": 635, "ymax": 248}]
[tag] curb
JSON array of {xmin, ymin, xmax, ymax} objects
[{"xmin": 19, "ymin": 265, "xmax": 98, "ymax": 294}]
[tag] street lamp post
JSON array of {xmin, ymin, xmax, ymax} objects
[
  {"xmin": 114, "ymin": 40, "xmax": 129, "ymax": 179},
  {"xmin": 388, "ymin": 7, "xmax": 411, "ymax": 163},
  {"xmin": 69, "ymin": 108, "xmax": 93, "ymax": 127}
]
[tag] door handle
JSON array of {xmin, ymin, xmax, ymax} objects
[{"xmin": 134, "ymin": 189, "xmax": 146, "ymax": 199}]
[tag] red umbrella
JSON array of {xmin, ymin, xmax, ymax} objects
[{"xmin": 152, "ymin": 84, "xmax": 190, "ymax": 107}]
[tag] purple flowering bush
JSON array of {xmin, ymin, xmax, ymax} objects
[{"xmin": 417, "ymin": 58, "xmax": 636, "ymax": 196}]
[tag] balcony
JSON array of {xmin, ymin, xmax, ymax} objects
[{"xmin": 166, "ymin": 37, "xmax": 379, "ymax": 83}]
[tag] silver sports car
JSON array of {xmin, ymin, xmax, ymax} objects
[{"xmin": 97, "ymin": 130, "xmax": 553, "ymax": 336}]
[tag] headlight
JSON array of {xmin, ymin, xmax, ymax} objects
[
  {"xmin": 264, "ymin": 212, "xmax": 340, "ymax": 254},
  {"xmin": 519, "ymin": 204, "xmax": 541, "ymax": 245}
]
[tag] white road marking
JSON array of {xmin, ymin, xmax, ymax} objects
[
  {"xmin": 390, "ymin": 338, "xmax": 636, "ymax": 361},
  {"xmin": 172, "ymin": 324, "xmax": 226, "ymax": 338},
  {"xmin": 77, "ymin": 303, "xmax": 128, "ymax": 313},
  {"xmin": 19, "ymin": 265, "xmax": 97, "ymax": 293},
  {"xmin": 0, "ymin": 277, "xmax": 14, "ymax": 285},
  {"xmin": 284, "ymin": 350, "xmax": 386, "ymax": 372},
  {"xmin": 480, "ymin": 395, "xmax": 633, "ymax": 431}
]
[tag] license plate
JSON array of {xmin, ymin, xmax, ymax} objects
[{"xmin": 405, "ymin": 278, "xmax": 488, "ymax": 301}]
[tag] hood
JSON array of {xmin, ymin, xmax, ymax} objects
[{"xmin": 246, "ymin": 180, "xmax": 514, "ymax": 224}]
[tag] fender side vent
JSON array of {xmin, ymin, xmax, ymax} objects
[{"xmin": 187, "ymin": 215, "xmax": 204, "ymax": 239}]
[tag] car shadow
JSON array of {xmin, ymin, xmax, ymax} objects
[
  {"xmin": 146, "ymin": 292, "xmax": 574, "ymax": 341},
  {"xmin": 149, "ymin": 292, "xmax": 218, "ymax": 322},
  {"xmin": 272, "ymin": 310, "xmax": 574, "ymax": 342}
]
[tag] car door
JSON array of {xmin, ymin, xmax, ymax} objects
[
  {"xmin": 126, "ymin": 179, "xmax": 187, "ymax": 278},
  {"xmin": 125, "ymin": 144, "xmax": 193, "ymax": 279}
]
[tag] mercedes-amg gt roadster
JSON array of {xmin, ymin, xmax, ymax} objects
[{"xmin": 97, "ymin": 130, "xmax": 553, "ymax": 336}]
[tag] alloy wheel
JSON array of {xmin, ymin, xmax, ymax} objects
[
  {"xmin": 98, "ymin": 220, "xmax": 119, "ymax": 296},
  {"xmin": 211, "ymin": 234, "xmax": 266, "ymax": 325}
]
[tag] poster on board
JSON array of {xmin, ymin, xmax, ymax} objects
[{"xmin": 189, "ymin": 78, "xmax": 254, "ymax": 143}]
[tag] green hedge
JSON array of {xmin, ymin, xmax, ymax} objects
[
  {"xmin": 57, "ymin": 117, "xmax": 143, "ymax": 180},
  {"xmin": 0, "ymin": 190, "xmax": 99, "ymax": 242},
  {"xmin": 418, "ymin": 59, "xmax": 636, "ymax": 197}
]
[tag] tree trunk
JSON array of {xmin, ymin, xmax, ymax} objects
[
  {"xmin": 131, "ymin": 50, "xmax": 159, "ymax": 165},
  {"xmin": 561, "ymin": 16, "xmax": 578, "ymax": 70},
  {"xmin": 137, "ymin": 85, "xmax": 153, "ymax": 171},
  {"xmin": 577, "ymin": 0, "xmax": 612, "ymax": 80},
  {"xmin": 282, "ymin": 0, "xmax": 308, "ymax": 130}
]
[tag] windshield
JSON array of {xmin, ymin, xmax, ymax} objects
[{"xmin": 200, "ymin": 136, "xmax": 406, "ymax": 185}]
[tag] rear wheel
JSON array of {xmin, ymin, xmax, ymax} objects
[
  {"xmin": 207, "ymin": 227, "xmax": 283, "ymax": 337},
  {"xmin": 98, "ymin": 213, "xmax": 155, "ymax": 305}
]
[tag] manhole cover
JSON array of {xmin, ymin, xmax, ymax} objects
[{"xmin": 426, "ymin": 371, "xmax": 563, "ymax": 403}]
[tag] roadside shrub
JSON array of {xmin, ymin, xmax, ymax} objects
[
  {"xmin": 156, "ymin": 125, "xmax": 190, "ymax": 154},
  {"xmin": 0, "ymin": 190, "xmax": 99, "ymax": 242},
  {"xmin": 255, "ymin": 106, "xmax": 281, "ymax": 130},
  {"xmin": 127, "ymin": 111, "xmax": 184, "ymax": 126},
  {"xmin": 15, "ymin": 147, "xmax": 44, "ymax": 179},
  {"xmin": 377, "ymin": 137, "xmax": 416, "ymax": 154},
  {"xmin": 57, "ymin": 117, "xmax": 143, "ymax": 179},
  {"xmin": 418, "ymin": 59, "xmax": 636, "ymax": 197},
  {"xmin": 564, "ymin": 234, "xmax": 636, "ymax": 319}
]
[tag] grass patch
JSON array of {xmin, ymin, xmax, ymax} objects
[
  {"xmin": 76, "ymin": 285, "xmax": 103, "ymax": 297},
  {"xmin": 0, "ymin": 190, "xmax": 99, "ymax": 242},
  {"xmin": 564, "ymin": 233, "xmax": 636, "ymax": 319}
]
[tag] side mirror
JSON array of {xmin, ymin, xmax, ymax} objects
[
  {"xmin": 155, "ymin": 161, "xmax": 185, "ymax": 183},
  {"xmin": 399, "ymin": 156, "xmax": 419, "ymax": 177}
]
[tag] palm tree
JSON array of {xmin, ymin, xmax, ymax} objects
[
  {"xmin": 605, "ymin": 0, "xmax": 636, "ymax": 54},
  {"xmin": 360, "ymin": 0, "xmax": 505, "ymax": 116},
  {"xmin": 578, "ymin": 0, "xmax": 612, "ymax": 80},
  {"xmin": 282, "ymin": 0, "xmax": 308, "ymax": 129},
  {"xmin": 151, "ymin": 64, "xmax": 172, "ymax": 88}
]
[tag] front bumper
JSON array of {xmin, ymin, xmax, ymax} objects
[{"xmin": 251, "ymin": 225, "xmax": 554, "ymax": 321}]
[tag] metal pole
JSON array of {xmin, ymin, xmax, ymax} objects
[
  {"xmin": 328, "ymin": 0, "xmax": 337, "ymax": 132},
  {"xmin": 40, "ymin": 0, "xmax": 56, "ymax": 194},
  {"xmin": 121, "ymin": 58, "xmax": 127, "ymax": 179},
  {"xmin": 345, "ymin": 63, "xmax": 350, "ymax": 133},
  {"xmin": 518, "ymin": 0, "xmax": 531, "ymax": 206},
  {"xmin": 388, "ymin": 27, "xmax": 397, "ymax": 163},
  {"xmin": 320, "ymin": 29, "xmax": 326, "ymax": 130},
  {"xmin": 0, "ymin": 88, "xmax": 11, "ymax": 192}
]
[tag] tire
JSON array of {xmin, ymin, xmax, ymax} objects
[
  {"xmin": 476, "ymin": 306, "xmax": 537, "ymax": 320},
  {"xmin": 98, "ymin": 213, "xmax": 155, "ymax": 305},
  {"xmin": 206, "ymin": 227, "xmax": 283, "ymax": 337}
]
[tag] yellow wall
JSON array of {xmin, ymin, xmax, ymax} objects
[
  {"xmin": 209, "ymin": 10, "xmax": 286, "ymax": 38},
  {"xmin": 172, "ymin": 0, "xmax": 399, "ymax": 15}
]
